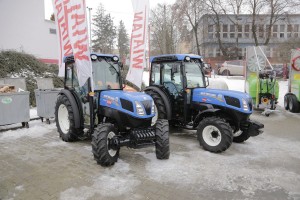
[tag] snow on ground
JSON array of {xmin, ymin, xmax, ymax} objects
[
  {"xmin": 135, "ymin": 132, "xmax": 300, "ymax": 197},
  {"xmin": 59, "ymin": 159, "xmax": 141, "ymax": 200},
  {"xmin": 0, "ymin": 120, "xmax": 56, "ymax": 140}
]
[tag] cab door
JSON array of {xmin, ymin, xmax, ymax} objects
[{"xmin": 161, "ymin": 63, "xmax": 185, "ymax": 120}]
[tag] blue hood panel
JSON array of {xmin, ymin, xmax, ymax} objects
[
  {"xmin": 99, "ymin": 90, "xmax": 154, "ymax": 118},
  {"xmin": 192, "ymin": 88, "xmax": 252, "ymax": 114}
]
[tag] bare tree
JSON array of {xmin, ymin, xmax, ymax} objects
[
  {"xmin": 150, "ymin": 3, "xmax": 181, "ymax": 55},
  {"xmin": 222, "ymin": 0, "xmax": 245, "ymax": 58},
  {"xmin": 175, "ymin": 0, "xmax": 207, "ymax": 55},
  {"xmin": 263, "ymin": 0, "xmax": 294, "ymax": 45},
  {"xmin": 206, "ymin": 0, "xmax": 228, "ymax": 57},
  {"xmin": 276, "ymin": 38, "xmax": 300, "ymax": 62}
]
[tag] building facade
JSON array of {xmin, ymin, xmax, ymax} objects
[
  {"xmin": 0, "ymin": 0, "xmax": 58, "ymax": 63},
  {"xmin": 196, "ymin": 14, "xmax": 300, "ymax": 61}
]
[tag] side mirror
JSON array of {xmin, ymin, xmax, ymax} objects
[{"xmin": 205, "ymin": 76, "xmax": 209, "ymax": 87}]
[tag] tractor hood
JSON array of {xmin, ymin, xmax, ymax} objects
[
  {"xmin": 192, "ymin": 88, "xmax": 253, "ymax": 114},
  {"xmin": 99, "ymin": 90, "xmax": 155, "ymax": 118}
]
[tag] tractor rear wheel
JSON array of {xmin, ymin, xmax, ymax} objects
[
  {"xmin": 284, "ymin": 94, "xmax": 290, "ymax": 110},
  {"xmin": 91, "ymin": 123, "xmax": 120, "ymax": 166},
  {"xmin": 145, "ymin": 90, "xmax": 167, "ymax": 119},
  {"xmin": 233, "ymin": 130, "xmax": 250, "ymax": 143},
  {"xmin": 55, "ymin": 95, "xmax": 83, "ymax": 142},
  {"xmin": 289, "ymin": 95, "xmax": 300, "ymax": 113},
  {"xmin": 155, "ymin": 119, "xmax": 170, "ymax": 159},
  {"xmin": 197, "ymin": 117, "xmax": 233, "ymax": 153}
]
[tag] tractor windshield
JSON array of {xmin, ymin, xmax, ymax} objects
[
  {"xmin": 184, "ymin": 62, "xmax": 205, "ymax": 88},
  {"xmin": 92, "ymin": 59, "xmax": 121, "ymax": 90}
]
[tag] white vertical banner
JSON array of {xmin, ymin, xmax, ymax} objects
[
  {"xmin": 53, "ymin": 0, "xmax": 92, "ymax": 88},
  {"xmin": 126, "ymin": 0, "xmax": 149, "ymax": 89}
]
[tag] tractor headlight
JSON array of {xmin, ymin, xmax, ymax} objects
[
  {"xmin": 242, "ymin": 98, "xmax": 249, "ymax": 111},
  {"xmin": 135, "ymin": 101, "xmax": 145, "ymax": 116},
  {"xmin": 151, "ymin": 100, "xmax": 155, "ymax": 115}
]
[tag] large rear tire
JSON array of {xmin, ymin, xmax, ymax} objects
[
  {"xmin": 155, "ymin": 119, "xmax": 170, "ymax": 159},
  {"xmin": 284, "ymin": 94, "xmax": 290, "ymax": 110},
  {"xmin": 55, "ymin": 95, "xmax": 83, "ymax": 142},
  {"xmin": 145, "ymin": 90, "xmax": 167, "ymax": 119},
  {"xmin": 197, "ymin": 117, "xmax": 233, "ymax": 153},
  {"xmin": 288, "ymin": 95, "xmax": 300, "ymax": 113},
  {"xmin": 91, "ymin": 123, "xmax": 120, "ymax": 166},
  {"xmin": 233, "ymin": 131, "xmax": 250, "ymax": 143}
]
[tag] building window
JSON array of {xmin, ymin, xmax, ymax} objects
[
  {"xmin": 280, "ymin": 24, "xmax": 285, "ymax": 38},
  {"xmin": 238, "ymin": 25, "xmax": 242, "ymax": 38},
  {"xmin": 208, "ymin": 24, "xmax": 214, "ymax": 39},
  {"xmin": 259, "ymin": 24, "xmax": 264, "ymax": 38},
  {"xmin": 216, "ymin": 48, "xmax": 221, "ymax": 57},
  {"xmin": 287, "ymin": 24, "xmax": 293, "ymax": 38},
  {"xmin": 49, "ymin": 28, "xmax": 56, "ymax": 34},
  {"xmin": 273, "ymin": 25, "xmax": 278, "ymax": 38},
  {"xmin": 244, "ymin": 24, "xmax": 250, "ymax": 38},
  {"xmin": 294, "ymin": 24, "xmax": 299, "ymax": 38},
  {"xmin": 223, "ymin": 24, "xmax": 228, "ymax": 38},
  {"xmin": 230, "ymin": 25, "xmax": 235, "ymax": 38}
]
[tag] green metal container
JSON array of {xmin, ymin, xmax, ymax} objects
[{"xmin": 246, "ymin": 75, "xmax": 279, "ymax": 104}]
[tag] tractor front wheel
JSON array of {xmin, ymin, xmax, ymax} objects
[
  {"xmin": 233, "ymin": 130, "xmax": 250, "ymax": 143},
  {"xmin": 91, "ymin": 123, "xmax": 120, "ymax": 166},
  {"xmin": 197, "ymin": 117, "xmax": 233, "ymax": 153},
  {"xmin": 55, "ymin": 95, "xmax": 83, "ymax": 142},
  {"xmin": 155, "ymin": 119, "xmax": 170, "ymax": 159}
]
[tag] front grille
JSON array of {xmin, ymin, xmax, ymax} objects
[
  {"xmin": 141, "ymin": 100, "xmax": 152, "ymax": 115},
  {"xmin": 224, "ymin": 96, "xmax": 241, "ymax": 108},
  {"xmin": 120, "ymin": 98, "xmax": 134, "ymax": 112}
]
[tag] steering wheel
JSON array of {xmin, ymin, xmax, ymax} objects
[{"xmin": 163, "ymin": 81, "xmax": 181, "ymax": 96}]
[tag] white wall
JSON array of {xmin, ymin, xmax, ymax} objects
[{"xmin": 0, "ymin": 0, "xmax": 58, "ymax": 60}]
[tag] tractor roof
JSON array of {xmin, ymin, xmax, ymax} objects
[
  {"xmin": 63, "ymin": 53, "xmax": 119, "ymax": 63},
  {"xmin": 150, "ymin": 54, "xmax": 202, "ymax": 63}
]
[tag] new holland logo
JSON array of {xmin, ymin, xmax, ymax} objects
[{"xmin": 1, "ymin": 97, "xmax": 13, "ymax": 104}]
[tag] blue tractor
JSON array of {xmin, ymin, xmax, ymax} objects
[
  {"xmin": 145, "ymin": 54, "xmax": 264, "ymax": 153},
  {"xmin": 54, "ymin": 54, "xmax": 169, "ymax": 166}
]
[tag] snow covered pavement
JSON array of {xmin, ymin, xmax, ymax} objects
[{"xmin": 0, "ymin": 77, "xmax": 300, "ymax": 200}]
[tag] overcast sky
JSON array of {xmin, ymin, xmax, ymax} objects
[{"xmin": 44, "ymin": 0, "xmax": 176, "ymax": 34}]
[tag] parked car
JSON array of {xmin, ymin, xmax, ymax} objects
[
  {"xmin": 218, "ymin": 60, "xmax": 245, "ymax": 76},
  {"xmin": 272, "ymin": 64, "xmax": 289, "ymax": 78}
]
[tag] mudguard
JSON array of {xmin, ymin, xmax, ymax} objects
[
  {"xmin": 59, "ymin": 89, "xmax": 83, "ymax": 129},
  {"xmin": 144, "ymin": 86, "xmax": 172, "ymax": 120},
  {"xmin": 193, "ymin": 108, "xmax": 220, "ymax": 128}
]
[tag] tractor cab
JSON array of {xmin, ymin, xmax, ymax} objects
[
  {"xmin": 149, "ymin": 54, "xmax": 210, "ymax": 124},
  {"xmin": 64, "ymin": 54, "xmax": 122, "ymax": 95}
]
